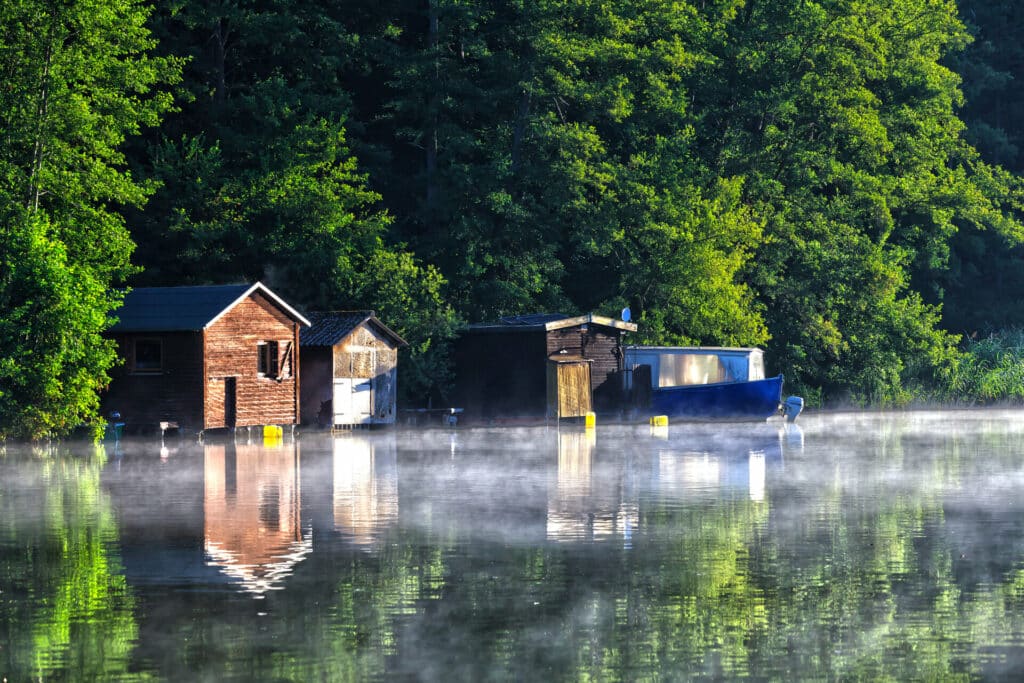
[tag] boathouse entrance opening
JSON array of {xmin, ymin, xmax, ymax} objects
[{"xmin": 224, "ymin": 377, "xmax": 237, "ymax": 428}]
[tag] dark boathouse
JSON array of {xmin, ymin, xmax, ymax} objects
[
  {"xmin": 102, "ymin": 282, "xmax": 310, "ymax": 433},
  {"xmin": 452, "ymin": 314, "xmax": 638, "ymax": 422}
]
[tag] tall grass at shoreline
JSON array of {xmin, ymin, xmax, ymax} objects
[{"xmin": 945, "ymin": 328, "xmax": 1024, "ymax": 404}]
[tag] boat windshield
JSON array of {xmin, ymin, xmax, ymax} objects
[
  {"xmin": 625, "ymin": 346, "xmax": 766, "ymax": 389},
  {"xmin": 657, "ymin": 351, "xmax": 761, "ymax": 387}
]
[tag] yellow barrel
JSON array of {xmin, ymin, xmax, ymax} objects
[
  {"xmin": 650, "ymin": 415, "xmax": 668, "ymax": 427},
  {"xmin": 584, "ymin": 412, "xmax": 596, "ymax": 428}
]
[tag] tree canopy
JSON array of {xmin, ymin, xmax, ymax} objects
[
  {"xmin": 3, "ymin": 0, "xmax": 1024, "ymax": 436},
  {"xmin": 0, "ymin": 0, "xmax": 179, "ymax": 439}
]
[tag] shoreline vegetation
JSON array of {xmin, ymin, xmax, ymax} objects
[{"xmin": 4, "ymin": 0, "xmax": 1024, "ymax": 440}]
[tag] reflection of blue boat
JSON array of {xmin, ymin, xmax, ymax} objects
[{"xmin": 626, "ymin": 347, "xmax": 792, "ymax": 421}]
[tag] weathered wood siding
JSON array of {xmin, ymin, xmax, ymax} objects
[
  {"xmin": 334, "ymin": 326, "xmax": 397, "ymax": 379},
  {"xmin": 333, "ymin": 325, "xmax": 399, "ymax": 425},
  {"xmin": 102, "ymin": 332, "xmax": 204, "ymax": 429},
  {"xmin": 204, "ymin": 292, "xmax": 301, "ymax": 428},
  {"xmin": 545, "ymin": 326, "xmax": 624, "ymax": 411}
]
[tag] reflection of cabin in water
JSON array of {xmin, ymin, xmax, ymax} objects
[
  {"xmin": 453, "ymin": 314, "xmax": 637, "ymax": 421},
  {"xmin": 546, "ymin": 430, "xmax": 639, "ymax": 543},
  {"xmin": 299, "ymin": 312, "xmax": 407, "ymax": 428},
  {"xmin": 103, "ymin": 282, "xmax": 310, "ymax": 433},
  {"xmin": 332, "ymin": 434, "xmax": 399, "ymax": 547},
  {"xmin": 203, "ymin": 442, "xmax": 311, "ymax": 595}
]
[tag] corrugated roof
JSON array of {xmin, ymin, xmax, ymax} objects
[
  {"xmin": 300, "ymin": 311, "xmax": 407, "ymax": 347},
  {"xmin": 109, "ymin": 283, "xmax": 310, "ymax": 332}
]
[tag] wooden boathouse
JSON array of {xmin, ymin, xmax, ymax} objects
[
  {"xmin": 452, "ymin": 313, "xmax": 638, "ymax": 422},
  {"xmin": 299, "ymin": 311, "xmax": 407, "ymax": 428},
  {"xmin": 102, "ymin": 282, "xmax": 310, "ymax": 433}
]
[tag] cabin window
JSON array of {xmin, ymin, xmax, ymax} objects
[
  {"xmin": 257, "ymin": 341, "xmax": 279, "ymax": 377},
  {"xmin": 132, "ymin": 338, "xmax": 163, "ymax": 373}
]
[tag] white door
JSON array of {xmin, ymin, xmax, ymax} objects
[{"xmin": 334, "ymin": 378, "xmax": 373, "ymax": 425}]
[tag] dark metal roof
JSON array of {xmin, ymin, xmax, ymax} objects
[
  {"xmin": 465, "ymin": 313, "xmax": 637, "ymax": 334},
  {"xmin": 109, "ymin": 283, "xmax": 310, "ymax": 333},
  {"xmin": 498, "ymin": 313, "xmax": 570, "ymax": 326},
  {"xmin": 300, "ymin": 311, "xmax": 407, "ymax": 348}
]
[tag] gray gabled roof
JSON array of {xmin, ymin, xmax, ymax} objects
[
  {"xmin": 300, "ymin": 311, "xmax": 407, "ymax": 348},
  {"xmin": 109, "ymin": 283, "xmax": 311, "ymax": 333}
]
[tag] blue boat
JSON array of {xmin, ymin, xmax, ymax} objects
[{"xmin": 626, "ymin": 346, "xmax": 798, "ymax": 421}]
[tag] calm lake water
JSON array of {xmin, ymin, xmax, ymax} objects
[{"xmin": 3, "ymin": 411, "xmax": 1024, "ymax": 681}]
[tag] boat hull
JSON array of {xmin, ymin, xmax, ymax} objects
[{"xmin": 649, "ymin": 375, "xmax": 784, "ymax": 421}]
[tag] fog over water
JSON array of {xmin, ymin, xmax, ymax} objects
[{"xmin": 3, "ymin": 410, "xmax": 1024, "ymax": 680}]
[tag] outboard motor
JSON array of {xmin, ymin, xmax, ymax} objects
[
  {"xmin": 783, "ymin": 396, "xmax": 804, "ymax": 423},
  {"xmin": 104, "ymin": 410, "xmax": 125, "ymax": 442}
]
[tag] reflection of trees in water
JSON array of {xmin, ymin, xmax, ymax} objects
[
  {"xmin": 372, "ymin": 423, "xmax": 1024, "ymax": 680},
  {"xmin": 119, "ymin": 424, "xmax": 1024, "ymax": 680},
  {"xmin": 6, "ymin": 419, "xmax": 1024, "ymax": 680},
  {"xmin": 741, "ymin": 417, "xmax": 1024, "ymax": 680},
  {"xmin": 0, "ymin": 445, "xmax": 141, "ymax": 681}
]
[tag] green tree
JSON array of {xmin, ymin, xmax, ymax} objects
[
  {"xmin": 0, "ymin": 0, "xmax": 179, "ymax": 439},
  {"xmin": 686, "ymin": 0, "xmax": 1022, "ymax": 403},
  {"xmin": 940, "ymin": 0, "xmax": 1024, "ymax": 334},
  {"xmin": 359, "ymin": 1, "xmax": 767, "ymax": 347}
]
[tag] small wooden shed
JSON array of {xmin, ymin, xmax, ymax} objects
[
  {"xmin": 299, "ymin": 311, "xmax": 407, "ymax": 428},
  {"xmin": 452, "ymin": 313, "xmax": 637, "ymax": 421},
  {"xmin": 102, "ymin": 282, "xmax": 310, "ymax": 432}
]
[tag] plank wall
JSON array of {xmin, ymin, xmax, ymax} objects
[
  {"xmin": 204, "ymin": 292, "xmax": 301, "ymax": 428},
  {"xmin": 452, "ymin": 330, "xmax": 549, "ymax": 419},
  {"xmin": 333, "ymin": 325, "xmax": 399, "ymax": 424},
  {"xmin": 101, "ymin": 332, "xmax": 205, "ymax": 429}
]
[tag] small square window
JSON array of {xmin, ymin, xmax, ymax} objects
[
  {"xmin": 258, "ymin": 341, "xmax": 279, "ymax": 377},
  {"xmin": 133, "ymin": 338, "xmax": 162, "ymax": 373}
]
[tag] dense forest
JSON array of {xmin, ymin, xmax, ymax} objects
[{"xmin": 3, "ymin": 0, "xmax": 1024, "ymax": 438}]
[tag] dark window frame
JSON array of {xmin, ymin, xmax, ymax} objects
[
  {"xmin": 257, "ymin": 340, "xmax": 280, "ymax": 378},
  {"xmin": 131, "ymin": 337, "xmax": 163, "ymax": 374}
]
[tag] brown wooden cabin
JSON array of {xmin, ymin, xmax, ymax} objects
[
  {"xmin": 452, "ymin": 314, "xmax": 638, "ymax": 422},
  {"xmin": 299, "ymin": 311, "xmax": 407, "ymax": 428},
  {"xmin": 102, "ymin": 283, "xmax": 310, "ymax": 433}
]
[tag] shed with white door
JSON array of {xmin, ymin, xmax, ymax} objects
[{"xmin": 299, "ymin": 311, "xmax": 407, "ymax": 428}]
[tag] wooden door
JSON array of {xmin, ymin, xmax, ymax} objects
[
  {"xmin": 547, "ymin": 361, "xmax": 592, "ymax": 418},
  {"xmin": 333, "ymin": 378, "xmax": 373, "ymax": 425}
]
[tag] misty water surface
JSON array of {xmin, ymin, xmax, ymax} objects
[{"xmin": 3, "ymin": 411, "xmax": 1024, "ymax": 681}]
